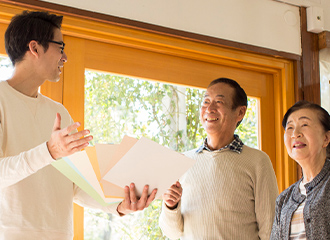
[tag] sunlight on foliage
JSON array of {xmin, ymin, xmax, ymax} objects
[
  {"xmin": 0, "ymin": 56, "xmax": 14, "ymax": 80},
  {"xmin": 84, "ymin": 71, "xmax": 258, "ymax": 239}
]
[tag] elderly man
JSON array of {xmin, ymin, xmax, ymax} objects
[{"xmin": 159, "ymin": 77, "xmax": 278, "ymax": 240}]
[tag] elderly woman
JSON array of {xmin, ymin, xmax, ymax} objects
[{"xmin": 270, "ymin": 101, "xmax": 330, "ymax": 239}]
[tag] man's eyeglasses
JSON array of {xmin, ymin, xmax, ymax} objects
[
  {"xmin": 25, "ymin": 40, "xmax": 65, "ymax": 54},
  {"xmin": 49, "ymin": 40, "xmax": 65, "ymax": 54}
]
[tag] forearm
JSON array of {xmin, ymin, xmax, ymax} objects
[
  {"xmin": 73, "ymin": 185, "xmax": 122, "ymax": 216},
  {"xmin": 0, "ymin": 142, "xmax": 54, "ymax": 188}
]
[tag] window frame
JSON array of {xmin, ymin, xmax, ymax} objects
[{"xmin": 0, "ymin": 3, "xmax": 297, "ymax": 239}]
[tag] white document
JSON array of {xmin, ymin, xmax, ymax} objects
[{"xmin": 102, "ymin": 136, "xmax": 196, "ymax": 199}]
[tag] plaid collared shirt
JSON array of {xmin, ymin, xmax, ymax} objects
[{"xmin": 196, "ymin": 134, "xmax": 244, "ymax": 154}]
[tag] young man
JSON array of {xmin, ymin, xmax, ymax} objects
[
  {"xmin": 159, "ymin": 78, "xmax": 279, "ymax": 239},
  {"xmin": 0, "ymin": 11, "xmax": 156, "ymax": 239}
]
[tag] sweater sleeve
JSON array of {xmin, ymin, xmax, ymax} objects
[
  {"xmin": 159, "ymin": 200, "xmax": 184, "ymax": 239},
  {"xmin": 254, "ymin": 154, "xmax": 279, "ymax": 240},
  {"xmin": 0, "ymin": 142, "xmax": 55, "ymax": 189},
  {"xmin": 73, "ymin": 185, "xmax": 121, "ymax": 216}
]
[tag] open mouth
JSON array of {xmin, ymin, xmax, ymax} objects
[
  {"xmin": 206, "ymin": 118, "xmax": 219, "ymax": 121},
  {"xmin": 293, "ymin": 143, "xmax": 306, "ymax": 148}
]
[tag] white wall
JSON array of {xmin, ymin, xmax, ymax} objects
[
  {"xmin": 321, "ymin": 0, "xmax": 330, "ymax": 31},
  {"xmin": 275, "ymin": 0, "xmax": 330, "ymax": 31},
  {"xmin": 40, "ymin": 0, "xmax": 303, "ymax": 55}
]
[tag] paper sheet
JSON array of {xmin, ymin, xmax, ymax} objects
[
  {"xmin": 53, "ymin": 136, "xmax": 195, "ymax": 204},
  {"xmin": 102, "ymin": 137, "xmax": 196, "ymax": 199}
]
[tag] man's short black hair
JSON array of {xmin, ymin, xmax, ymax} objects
[
  {"xmin": 5, "ymin": 11, "xmax": 63, "ymax": 65},
  {"xmin": 207, "ymin": 77, "xmax": 248, "ymax": 127},
  {"xmin": 208, "ymin": 77, "xmax": 248, "ymax": 110}
]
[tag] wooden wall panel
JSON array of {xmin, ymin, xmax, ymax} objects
[
  {"xmin": 299, "ymin": 7, "xmax": 320, "ymax": 104},
  {"xmin": 62, "ymin": 36, "xmax": 86, "ymax": 240}
]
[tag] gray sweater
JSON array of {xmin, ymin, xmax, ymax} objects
[{"xmin": 270, "ymin": 159, "xmax": 330, "ymax": 240}]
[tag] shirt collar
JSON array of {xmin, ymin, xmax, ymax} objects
[
  {"xmin": 196, "ymin": 134, "xmax": 244, "ymax": 154},
  {"xmin": 292, "ymin": 158, "xmax": 330, "ymax": 202}
]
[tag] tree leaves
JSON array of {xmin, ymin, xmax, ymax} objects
[{"xmin": 83, "ymin": 70, "xmax": 258, "ymax": 239}]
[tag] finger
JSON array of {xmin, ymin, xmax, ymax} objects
[
  {"xmin": 67, "ymin": 130, "xmax": 91, "ymax": 144},
  {"xmin": 62, "ymin": 122, "xmax": 81, "ymax": 136},
  {"xmin": 52, "ymin": 113, "xmax": 61, "ymax": 132},
  {"xmin": 70, "ymin": 142, "xmax": 90, "ymax": 154},
  {"xmin": 139, "ymin": 185, "xmax": 149, "ymax": 204},
  {"xmin": 62, "ymin": 135, "xmax": 92, "ymax": 155},
  {"xmin": 145, "ymin": 188, "xmax": 157, "ymax": 207},
  {"xmin": 117, "ymin": 186, "xmax": 130, "ymax": 215},
  {"xmin": 168, "ymin": 185, "xmax": 182, "ymax": 196},
  {"xmin": 116, "ymin": 202, "xmax": 125, "ymax": 217},
  {"xmin": 163, "ymin": 193, "xmax": 179, "ymax": 203},
  {"xmin": 164, "ymin": 190, "xmax": 181, "ymax": 201},
  {"xmin": 130, "ymin": 183, "xmax": 138, "ymax": 211},
  {"xmin": 164, "ymin": 199, "xmax": 178, "ymax": 209},
  {"xmin": 123, "ymin": 185, "xmax": 130, "ymax": 208}
]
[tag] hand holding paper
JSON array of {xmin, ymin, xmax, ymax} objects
[
  {"xmin": 117, "ymin": 183, "xmax": 157, "ymax": 216},
  {"xmin": 163, "ymin": 181, "xmax": 182, "ymax": 210},
  {"xmin": 52, "ymin": 135, "xmax": 196, "ymax": 207}
]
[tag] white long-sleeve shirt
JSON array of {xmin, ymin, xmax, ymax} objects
[
  {"xmin": 0, "ymin": 81, "xmax": 118, "ymax": 240},
  {"xmin": 159, "ymin": 144, "xmax": 279, "ymax": 240}
]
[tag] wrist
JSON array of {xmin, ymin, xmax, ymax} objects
[
  {"xmin": 165, "ymin": 202, "xmax": 178, "ymax": 210},
  {"xmin": 46, "ymin": 141, "xmax": 56, "ymax": 160}
]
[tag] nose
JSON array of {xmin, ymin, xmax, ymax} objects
[
  {"xmin": 61, "ymin": 51, "xmax": 68, "ymax": 63},
  {"xmin": 206, "ymin": 102, "xmax": 216, "ymax": 113},
  {"xmin": 291, "ymin": 128, "xmax": 302, "ymax": 138}
]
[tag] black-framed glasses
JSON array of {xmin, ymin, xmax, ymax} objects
[
  {"xmin": 48, "ymin": 40, "xmax": 65, "ymax": 54},
  {"xmin": 26, "ymin": 40, "xmax": 65, "ymax": 54}
]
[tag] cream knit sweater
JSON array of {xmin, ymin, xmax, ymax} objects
[
  {"xmin": 0, "ymin": 81, "xmax": 119, "ymax": 240},
  {"xmin": 159, "ymin": 145, "xmax": 279, "ymax": 240}
]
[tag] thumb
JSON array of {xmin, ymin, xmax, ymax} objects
[{"xmin": 52, "ymin": 113, "xmax": 61, "ymax": 132}]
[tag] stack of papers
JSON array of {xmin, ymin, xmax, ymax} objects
[{"xmin": 52, "ymin": 136, "xmax": 196, "ymax": 206}]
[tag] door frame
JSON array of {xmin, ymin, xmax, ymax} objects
[{"xmin": 1, "ymin": 3, "xmax": 296, "ymax": 239}]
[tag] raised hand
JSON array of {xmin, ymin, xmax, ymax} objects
[
  {"xmin": 163, "ymin": 181, "xmax": 182, "ymax": 209},
  {"xmin": 47, "ymin": 113, "xmax": 93, "ymax": 160},
  {"xmin": 117, "ymin": 183, "xmax": 157, "ymax": 216}
]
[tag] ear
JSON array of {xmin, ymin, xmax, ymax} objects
[
  {"xmin": 323, "ymin": 130, "xmax": 330, "ymax": 148},
  {"xmin": 236, "ymin": 105, "xmax": 247, "ymax": 123},
  {"xmin": 27, "ymin": 40, "xmax": 40, "ymax": 58}
]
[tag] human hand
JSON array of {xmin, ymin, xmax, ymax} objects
[
  {"xmin": 117, "ymin": 183, "xmax": 157, "ymax": 216},
  {"xmin": 47, "ymin": 113, "xmax": 93, "ymax": 160},
  {"xmin": 163, "ymin": 181, "xmax": 182, "ymax": 209}
]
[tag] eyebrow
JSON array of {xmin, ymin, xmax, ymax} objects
[
  {"xmin": 286, "ymin": 116, "xmax": 311, "ymax": 125},
  {"xmin": 203, "ymin": 94, "xmax": 225, "ymax": 98}
]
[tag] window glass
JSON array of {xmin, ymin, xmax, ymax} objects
[
  {"xmin": 0, "ymin": 56, "xmax": 14, "ymax": 81},
  {"xmin": 84, "ymin": 70, "xmax": 259, "ymax": 239}
]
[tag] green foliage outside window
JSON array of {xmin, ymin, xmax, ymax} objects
[{"xmin": 84, "ymin": 71, "xmax": 258, "ymax": 240}]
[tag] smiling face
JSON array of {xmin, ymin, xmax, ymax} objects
[
  {"xmin": 284, "ymin": 108, "xmax": 330, "ymax": 164},
  {"xmin": 39, "ymin": 28, "xmax": 67, "ymax": 82},
  {"xmin": 200, "ymin": 82, "xmax": 246, "ymax": 140}
]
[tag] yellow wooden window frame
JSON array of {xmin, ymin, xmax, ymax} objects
[{"xmin": 1, "ymin": 3, "xmax": 297, "ymax": 239}]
